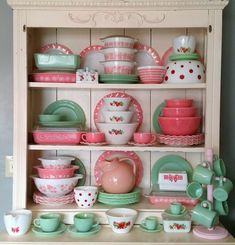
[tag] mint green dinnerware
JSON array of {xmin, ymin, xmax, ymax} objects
[
  {"xmin": 186, "ymin": 181, "xmax": 203, "ymax": 199},
  {"xmin": 74, "ymin": 213, "xmax": 98, "ymax": 232},
  {"xmin": 33, "ymin": 213, "xmax": 61, "ymax": 232}
]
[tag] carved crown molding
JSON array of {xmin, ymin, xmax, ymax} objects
[{"xmin": 7, "ymin": 0, "xmax": 229, "ymax": 10}]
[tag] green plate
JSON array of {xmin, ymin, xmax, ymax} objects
[
  {"xmin": 151, "ymin": 155, "xmax": 193, "ymax": 185},
  {"xmin": 99, "ymin": 80, "xmax": 138, "ymax": 84},
  {"xmin": 43, "ymin": 100, "xmax": 86, "ymax": 127},
  {"xmin": 100, "ymin": 74, "xmax": 138, "ymax": 80},
  {"xmin": 32, "ymin": 223, "xmax": 66, "ymax": 236},
  {"xmin": 152, "ymin": 102, "xmax": 165, "ymax": 133},
  {"xmin": 67, "ymin": 224, "xmax": 101, "ymax": 237},
  {"xmin": 38, "ymin": 120, "xmax": 82, "ymax": 127},
  {"xmin": 169, "ymin": 53, "xmax": 200, "ymax": 61},
  {"xmin": 139, "ymin": 224, "xmax": 163, "ymax": 233},
  {"xmin": 98, "ymin": 188, "xmax": 140, "ymax": 199},
  {"xmin": 98, "ymin": 196, "xmax": 140, "ymax": 205}
]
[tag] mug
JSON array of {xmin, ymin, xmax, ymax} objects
[
  {"xmin": 4, "ymin": 209, "xmax": 32, "ymax": 236},
  {"xmin": 173, "ymin": 35, "xmax": 196, "ymax": 54},
  {"xmin": 212, "ymin": 158, "xmax": 226, "ymax": 177},
  {"xmin": 186, "ymin": 182, "xmax": 203, "ymax": 199},
  {"xmin": 33, "ymin": 213, "xmax": 61, "ymax": 232},
  {"xmin": 74, "ymin": 213, "xmax": 99, "ymax": 232},
  {"xmin": 191, "ymin": 201, "xmax": 218, "ymax": 228},
  {"xmin": 133, "ymin": 132, "xmax": 156, "ymax": 144},
  {"xmin": 213, "ymin": 199, "xmax": 229, "ymax": 216},
  {"xmin": 74, "ymin": 186, "xmax": 98, "ymax": 208},
  {"xmin": 141, "ymin": 216, "xmax": 158, "ymax": 230},
  {"xmin": 192, "ymin": 163, "xmax": 214, "ymax": 185},
  {"xmin": 212, "ymin": 177, "xmax": 233, "ymax": 202},
  {"xmin": 81, "ymin": 132, "xmax": 105, "ymax": 143},
  {"xmin": 169, "ymin": 202, "xmax": 185, "ymax": 215}
]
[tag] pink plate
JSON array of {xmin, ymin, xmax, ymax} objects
[
  {"xmin": 157, "ymin": 133, "xmax": 204, "ymax": 146},
  {"xmin": 94, "ymin": 92, "xmax": 143, "ymax": 131},
  {"xmin": 33, "ymin": 191, "xmax": 74, "ymax": 205},
  {"xmin": 128, "ymin": 141, "xmax": 157, "ymax": 146},
  {"xmin": 134, "ymin": 42, "xmax": 161, "ymax": 68},
  {"xmin": 30, "ymin": 72, "xmax": 76, "ymax": 83},
  {"xmin": 94, "ymin": 151, "xmax": 143, "ymax": 187},
  {"xmin": 39, "ymin": 43, "xmax": 73, "ymax": 54},
  {"xmin": 80, "ymin": 45, "xmax": 104, "ymax": 73}
]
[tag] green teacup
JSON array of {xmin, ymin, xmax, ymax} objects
[
  {"xmin": 74, "ymin": 213, "xmax": 98, "ymax": 232},
  {"xmin": 213, "ymin": 158, "xmax": 226, "ymax": 177},
  {"xmin": 213, "ymin": 177, "xmax": 233, "ymax": 202},
  {"xmin": 193, "ymin": 164, "xmax": 214, "ymax": 185},
  {"xmin": 169, "ymin": 202, "xmax": 184, "ymax": 215},
  {"xmin": 141, "ymin": 216, "xmax": 158, "ymax": 230},
  {"xmin": 186, "ymin": 182, "xmax": 203, "ymax": 199},
  {"xmin": 33, "ymin": 213, "xmax": 61, "ymax": 232},
  {"xmin": 191, "ymin": 201, "xmax": 218, "ymax": 229}
]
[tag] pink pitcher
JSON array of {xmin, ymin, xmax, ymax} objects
[{"xmin": 99, "ymin": 157, "xmax": 136, "ymax": 194}]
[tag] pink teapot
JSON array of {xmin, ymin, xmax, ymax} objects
[{"xmin": 99, "ymin": 157, "xmax": 136, "ymax": 194}]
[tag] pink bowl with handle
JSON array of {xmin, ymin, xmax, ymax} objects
[{"xmin": 158, "ymin": 116, "xmax": 201, "ymax": 136}]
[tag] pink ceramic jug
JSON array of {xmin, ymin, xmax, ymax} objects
[{"xmin": 99, "ymin": 158, "xmax": 136, "ymax": 194}]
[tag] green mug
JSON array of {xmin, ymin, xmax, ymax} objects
[
  {"xmin": 186, "ymin": 182, "xmax": 203, "ymax": 199},
  {"xmin": 141, "ymin": 216, "xmax": 158, "ymax": 230},
  {"xmin": 33, "ymin": 213, "xmax": 61, "ymax": 232},
  {"xmin": 212, "ymin": 177, "xmax": 233, "ymax": 202},
  {"xmin": 192, "ymin": 164, "xmax": 214, "ymax": 185},
  {"xmin": 74, "ymin": 213, "xmax": 98, "ymax": 232},
  {"xmin": 191, "ymin": 201, "xmax": 218, "ymax": 229},
  {"xmin": 213, "ymin": 158, "xmax": 226, "ymax": 177},
  {"xmin": 213, "ymin": 199, "xmax": 229, "ymax": 216}
]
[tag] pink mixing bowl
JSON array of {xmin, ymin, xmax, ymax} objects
[
  {"xmin": 165, "ymin": 99, "xmax": 193, "ymax": 108},
  {"xmin": 161, "ymin": 107, "xmax": 197, "ymax": 117},
  {"xmin": 158, "ymin": 116, "xmax": 201, "ymax": 136}
]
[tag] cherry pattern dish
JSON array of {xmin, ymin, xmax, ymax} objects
[
  {"xmin": 94, "ymin": 151, "xmax": 143, "ymax": 187},
  {"xmin": 94, "ymin": 92, "xmax": 143, "ymax": 131}
]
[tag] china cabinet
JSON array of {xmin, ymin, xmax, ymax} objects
[{"xmin": 1, "ymin": 0, "xmax": 235, "ymax": 244}]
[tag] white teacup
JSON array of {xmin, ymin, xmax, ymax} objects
[
  {"xmin": 4, "ymin": 209, "xmax": 32, "ymax": 236},
  {"xmin": 173, "ymin": 35, "xmax": 196, "ymax": 54}
]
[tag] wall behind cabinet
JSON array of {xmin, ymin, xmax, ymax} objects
[{"xmin": 0, "ymin": 0, "xmax": 235, "ymax": 237}]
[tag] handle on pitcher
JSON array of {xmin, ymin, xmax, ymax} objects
[{"xmin": 120, "ymin": 157, "xmax": 136, "ymax": 177}]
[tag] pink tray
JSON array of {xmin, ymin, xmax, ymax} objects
[
  {"xmin": 30, "ymin": 72, "xmax": 76, "ymax": 83},
  {"xmin": 32, "ymin": 131, "xmax": 82, "ymax": 145},
  {"xmin": 146, "ymin": 195, "xmax": 199, "ymax": 205}
]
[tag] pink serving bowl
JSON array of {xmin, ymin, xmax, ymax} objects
[
  {"xmin": 161, "ymin": 107, "xmax": 197, "ymax": 117},
  {"xmin": 34, "ymin": 165, "xmax": 79, "ymax": 179},
  {"xmin": 158, "ymin": 116, "xmax": 201, "ymax": 136},
  {"xmin": 165, "ymin": 99, "xmax": 193, "ymax": 108},
  {"xmin": 101, "ymin": 60, "xmax": 135, "ymax": 74}
]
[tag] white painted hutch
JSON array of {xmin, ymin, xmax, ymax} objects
[{"xmin": 1, "ymin": 0, "xmax": 235, "ymax": 244}]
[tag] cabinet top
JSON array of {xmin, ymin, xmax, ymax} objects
[{"xmin": 7, "ymin": 0, "xmax": 229, "ymax": 10}]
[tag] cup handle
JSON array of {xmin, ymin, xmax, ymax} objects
[
  {"xmin": 141, "ymin": 221, "xmax": 147, "ymax": 228},
  {"xmin": 92, "ymin": 220, "xmax": 99, "ymax": 229},
  {"xmin": 201, "ymin": 200, "xmax": 212, "ymax": 211},
  {"xmin": 150, "ymin": 134, "xmax": 157, "ymax": 144},
  {"xmin": 33, "ymin": 219, "xmax": 41, "ymax": 228},
  {"xmin": 81, "ymin": 133, "xmax": 87, "ymax": 143}
]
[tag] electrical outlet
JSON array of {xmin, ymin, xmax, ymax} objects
[{"xmin": 5, "ymin": 155, "xmax": 13, "ymax": 177}]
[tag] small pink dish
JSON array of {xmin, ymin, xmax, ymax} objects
[
  {"xmin": 165, "ymin": 99, "xmax": 193, "ymax": 108},
  {"xmin": 162, "ymin": 107, "xmax": 197, "ymax": 117},
  {"xmin": 34, "ymin": 165, "xmax": 79, "ymax": 179},
  {"xmin": 158, "ymin": 116, "xmax": 201, "ymax": 136},
  {"xmin": 30, "ymin": 72, "xmax": 76, "ymax": 83},
  {"xmin": 101, "ymin": 60, "xmax": 135, "ymax": 74}
]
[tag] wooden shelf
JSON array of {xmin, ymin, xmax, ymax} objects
[
  {"xmin": 28, "ymin": 144, "xmax": 205, "ymax": 152},
  {"xmin": 28, "ymin": 82, "xmax": 206, "ymax": 90},
  {"xmin": 0, "ymin": 226, "xmax": 234, "ymax": 245}
]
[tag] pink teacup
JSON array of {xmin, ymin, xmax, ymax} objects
[
  {"xmin": 133, "ymin": 132, "xmax": 156, "ymax": 144},
  {"xmin": 81, "ymin": 132, "xmax": 105, "ymax": 143}
]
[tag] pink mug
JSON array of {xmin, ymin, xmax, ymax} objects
[
  {"xmin": 133, "ymin": 132, "xmax": 156, "ymax": 144},
  {"xmin": 81, "ymin": 132, "xmax": 105, "ymax": 143}
]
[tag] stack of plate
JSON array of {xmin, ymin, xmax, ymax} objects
[
  {"xmin": 97, "ymin": 188, "xmax": 141, "ymax": 205},
  {"xmin": 99, "ymin": 74, "xmax": 138, "ymax": 84}
]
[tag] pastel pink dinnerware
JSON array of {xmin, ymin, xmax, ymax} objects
[
  {"xmin": 133, "ymin": 132, "xmax": 156, "ymax": 144},
  {"xmin": 165, "ymin": 99, "xmax": 193, "ymax": 108},
  {"xmin": 101, "ymin": 47, "xmax": 136, "ymax": 61},
  {"xmin": 38, "ymin": 156, "xmax": 75, "ymax": 169},
  {"xmin": 162, "ymin": 107, "xmax": 197, "ymax": 117},
  {"xmin": 137, "ymin": 66, "xmax": 166, "ymax": 84},
  {"xmin": 74, "ymin": 186, "xmax": 98, "ymax": 208},
  {"xmin": 100, "ymin": 35, "xmax": 136, "ymax": 48},
  {"xmin": 81, "ymin": 132, "xmax": 105, "ymax": 144}
]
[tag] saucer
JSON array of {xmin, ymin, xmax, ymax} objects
[
  {"xmin": 67, "ymin": 224, "xmax": 101, "ymax": 236},
  {"xmin": 139, "ymin": 224, "xmax": 163, "ymax": 233},
  {"xmin": 128, "ymin": 141, "xmax": 156, "ymax": 146},
  {"xmin": 80, "ymin": 141, "xmax": 107, "ymax": 146},
  {"xmin": 164, "ymin": 206, "xmax": 186, "ymax": 217},
  {"xmin": 32, "ymin": 223, "xmax": 66, "ymax": 236}
]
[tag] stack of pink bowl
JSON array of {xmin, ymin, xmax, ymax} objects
[
  {"xmin": 100, "ymin": 35, "xmax": 137, "ymax": 75},
  {"xmin": 158, "ymin": 99, "xmax": 201, "ymax": 136},
  {"xmin": 137, "ymin": 66, "xmax": 166, "ymax": 84},
  {"xmin": 32, "ymin": 156, "xmax": 83, "ymax": 205}
]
